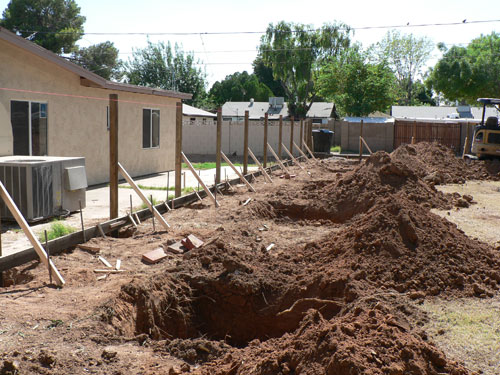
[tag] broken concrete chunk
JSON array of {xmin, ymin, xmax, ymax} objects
[
  {"xmin": 181, "ymin": 234, "xmax": 204, "ymax": 250},
  {"xmin": 142, "ymin": 247, "xmax": 168, "ymax": 264}
]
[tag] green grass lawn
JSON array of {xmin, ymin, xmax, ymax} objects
[{"xmin": 330, "ymin": 145, "xmax": 341, "ymax": 153}]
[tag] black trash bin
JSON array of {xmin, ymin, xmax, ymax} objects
[{"xmin": 312, "ymin": 129, "xmax": 334, "ymax": 153}]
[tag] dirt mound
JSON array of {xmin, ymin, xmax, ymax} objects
[
  {"xmin": 200, "ymin": 306, "xmax": 469, "ymax": 375},
  {"xmin": 305, "ymin": 196, "xmax": 500, "ymax": 298},
  {"xmin": 253, "ymin": 151, "xmax": 456, "ymax": 224},
  {"xmin": 391, "ymin": 142, "xmax": 500, "ymax": 183}
]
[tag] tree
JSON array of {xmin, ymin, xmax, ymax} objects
[
  {"xmin": 316, "ymin": 46, "xmax": 396, "ymax": 117},
  {"xmin": 258, "ymin": 21, "xmax": 351, "ymax": 118},
  {"xmin": 126, "ymin": 41, "xmax": 207, "ymax": 107},
  {"xmin": 71, "ymin": 41, "xmax": 122, "ymax": 81},
  {"xmin": 370, "ymin": 30, "xmax": 434, "ymax": 105},
  {"xmin": 252, "ymin": 57, "xmax": 287, "ymax": 98},
  {"xmin": 1, "ymin": 0, "xmax": 85, "ymax": 54},
  {"xmin": 209, "ymin": 71, "xmax": 273, "ymax": 107},
  {"xmin": 427, "ymin": 33, "xmax": 500, "ymax": 104}
]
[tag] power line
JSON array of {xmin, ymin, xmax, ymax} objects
[{"xmin": 16, "ymin": 19, "xmax": 500, "ymax": 36}]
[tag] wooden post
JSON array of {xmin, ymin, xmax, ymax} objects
[
  {"xmin": 278, "ymin": 115, "xmax": 283, "ymax": 159},
  {"xmin": 462, "ymin": 136, "xmax": 469, "ymax": 159},
  {"xmin": 0, "ymin": 181, "xmax": 65, "ymax": 286},
  {"xmin": 263, "ymin": 113, "xmax": 268, "ymax": 168},
  {"xmin": 175, "ymin": 102, "xmax": 182, "ymax": 198},
  {"xmin": 289, "ymin": 118, "xmax": 294, "ymax": 158},
  {"xmin": 182, "ymin": 152, "xmax": 220, "ymax": 207},
  {"xmin": 248, "ymin": 147, "xmax": 272, "ymax": 183},
  {"xmin": 243, "ymin": 110, "xmax": 249, "ymax": 175},
  {"xmin": 359, "ymin": 120, "xmax": 364, "ymax": 162},
  {"xmin": 109, "ymin": 93, "xmax": 118, "ymax": 220},
  {"xmin": 360, "ymin": 137, "xmax": 373, "ymax": 154},
  {"xmin": 221, "ymin": 152, "xmax": 256, "ymax": 192},
  {"xmin": 216, "ymin": 108, "xmax": 222, "ymax": 184},
  {"xmin": 299, "ymin": 119, "xmax": 303, "ymax": 150},
  {"xmin": 118, "ymin": 163, "xmax": 170, "ymax": 230}
]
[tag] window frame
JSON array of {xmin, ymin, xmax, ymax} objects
[
  {"xmin": 10, "ymin": 99, "xmax": 49, "ymax": 156},
  {"xmin": 142, "ymin": 108, "xmax": 160, "ymax": 149}
]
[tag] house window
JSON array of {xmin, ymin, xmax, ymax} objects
[
  {"xmin": 10, "ymin": 100, "xmax": 48, "ymax": 156},
  {"xmin": 142, "ymin": 109, "xmax": 160, "ymax": 148}
]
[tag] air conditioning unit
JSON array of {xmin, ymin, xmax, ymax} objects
[{"xmin": 0, "ymin": 156, "xmax": 87, "ymax": 222}]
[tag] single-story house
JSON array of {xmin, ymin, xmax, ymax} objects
[
  {"xmin": 391, "ymin": 105, "xmax": 498, "ymax": 121},
  {"xmin": 0, "ymin": 26, "xmax": 191, "ymax": 185},
  {"xmin": 222, "ymin": 98, "xmax": 335, "ymax": 123},
  {"xmin": 183, "ymin": 104, "xmax": 216, "ymax": 124}
]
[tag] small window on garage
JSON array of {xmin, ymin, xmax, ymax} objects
[{"xmin": 143, "ymin": 109, "xmax": 160, "ymax": 148}]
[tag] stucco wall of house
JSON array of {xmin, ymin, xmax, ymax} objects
[{"xmin": 0, "ymin": 39, "xmax": 178, "ymax": 185}]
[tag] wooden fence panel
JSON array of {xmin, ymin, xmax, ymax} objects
[{"xmin": 394, "ymin": 120, "xmax": 462, "ymax": 151}]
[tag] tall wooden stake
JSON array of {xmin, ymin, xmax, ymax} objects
[
  {"xmin": 263, "ymin": 113, "xmax": 268, "ymax": 168},
  {"xmin": 109, "ymin": 93, "xmax": 118, "ymax": 220},
  {"xmin": 289, "ymin": 118, "xmax": 294, "ymax": 158},
  {"xmin": 278, "ymin": 115, "xmax": 283, "ymax": 159},
  {"xmin": 216, "ymin": 107, "xmax": 222, "ymax": 184},
  {"xmin": 175, "ymin": 102, "xmax": 182, "ymax": 198},
  {"xmin": 243, "ymin": 110, "xmax": 249, "ymax": 175}
]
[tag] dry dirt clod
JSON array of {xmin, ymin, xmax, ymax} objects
[{"xmin": 1, "ymin": 360, "xmax": 20, "ymax": 375}]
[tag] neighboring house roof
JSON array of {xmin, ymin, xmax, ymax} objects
[
  {"xmin": 306, "ymin": 102, "xmax": 334, "ymax": 118},
  {"xmin": 222, "ymin": 101, "xmax": 335, "ymax": 120},
  {"xmin": 0, "ymin": 26, "xmax": 192, "ymax": 100},
  {"xmin": 391, "ymin": 105, "xmax": 498, "ymax": 120},
  {"xmin": 183, "ymin": 104, "xmax": 216, "ymax": 118}
]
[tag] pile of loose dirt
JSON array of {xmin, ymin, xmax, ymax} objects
[{"xmin": 391, "ymin": 142, "xmax": 500, "ymax": 183}]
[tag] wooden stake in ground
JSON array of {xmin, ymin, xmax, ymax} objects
[
  {"xmin": 182, "ymin": 152, "xmax": 220, "ymax": 207},
  {"xmin": 79, "ymin": 200, "xmax": 85, "ymax": 242},
  {"xmin": 293, "ymin": 141, "xmax": 310, "ymax": 162},
  {"xmin": 267, "ymin": 143, "xmax": 291, "ymax": 176},
  {"xmin": 216, "ymin": 107, "xmax": 222, "ymax": 184},
  {"xmin": 302, "ymin": 138, "xmax": 317, "ymax": 161},
  {"xmin": 118, "ymin": 162, "xmax": 170, "ymax": 230},
  {"xmin": 0, "ymin": 180, "xmax": 65, "ymax": 286},
  {"xmin": 220, "ymin": 152, "xmax": 256, "ymax": 192},
  {"xmin": 462, "ymin": 136, "xmax": 469, "ymax": 159},
  {"xmin": 282, "ymin": 143, "xmax": 308, "ymax": 174},
  {"xmin": 248, "ymin": 147, "xmax": 273, "ymax": 183},
  {"xmin": 360, "ymin": 136, "xmax": 373, "ymax": 155},
  {"xmin": 109, "ymin": 93, "xmax": 119, "ymax": 219},
  {"xmin": 243, "ymin": 110, "xmax": 249, "ymax": 175},
  {"xmin": 175, "ymin": 102, "xmax": 182, "ymax": 198}
]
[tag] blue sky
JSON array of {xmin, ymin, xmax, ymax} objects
[{"xmin": 1, "ymin": 0, "xmax": 499, "ymax": 87}]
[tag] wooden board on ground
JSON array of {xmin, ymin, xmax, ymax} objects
[
  {"xmin": 181, "ymin": 235, "xmax": 204, "ymax": 250},
  {"xmin": 167, "ymin": 242, "xmax": 187, "ymax": 254}
]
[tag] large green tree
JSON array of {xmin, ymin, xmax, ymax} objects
[
  {"xmin": 1, "ymin": 0, "xmax": 85, "ymax": 54},
  {"xmin": 258, "ymin": 21, "xmax": 351, "ymax": 118},
  {"xmin": 126, "ymin": 41, "xmax": 207, "ymax": 107},
  {"xmin": 252, "ymin": 56, "xmax": 287, "ymax": 99},
  {"xmin": 427, "ymin": 32, "xmax": 500, "ymax": 104},
  {"xmin": 370, "ymin": 30, "xmax": 434, "ymax": 105},
  {"xmin": 209, "ymin": 71, "xmax": 273, "ymax": 107},
  {"xmin": 71, "ymin": 41, "xmax": 122, "ymax": 81},
  {"xmin": 316, "ymin": 46, "xmax": 396, "ymax": 117}
]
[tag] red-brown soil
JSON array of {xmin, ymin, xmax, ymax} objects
[{"xmin": 1, "ymin": 144, "xmax": 500, "ymax": 375}]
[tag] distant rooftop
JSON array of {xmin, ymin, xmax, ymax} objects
[{"xmin": 183, "ymin": 104, "xmax": 216, "ymax": 118}]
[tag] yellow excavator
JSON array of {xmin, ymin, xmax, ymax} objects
[{"xmin": 470, "ymin": 98, "xmax": 500, "ymax": 159}]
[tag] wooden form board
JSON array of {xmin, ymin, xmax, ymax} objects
[
  {"xmin": 302, "ymin": 138, "xmax": 317, "ymax": 160},
  {"xmin": 118, "ymin": 162, "xmax": 170, "ymax": 230},
  {"xmin": 0, "ymin": 180, "xmax": 65, "ymax": 286},
  {"xmin": 181, "ymin": 152, "xmax": 220, "ymax": 207},
  {"xmin": 281, "ymin": 143, "xmax": 307, "ymax": 173},
  {"xmin": 220, "ymin": 152, "xmax": 256, "ymax": 192},
  {"xmin": 267, "ymin": 143, "xmax": 291, "ymax": 176},
  {"xmin": 248, "ymin": 147, "xmax": 273, "ymax": 183}
]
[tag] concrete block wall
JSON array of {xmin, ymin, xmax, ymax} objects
[
  {"xmin": 183, "ymin": 120, "xmax": 303, "ymax": 159},
  {"xmin": 341, "ymin": 122, "xmax": 394, "ymax": 153}
]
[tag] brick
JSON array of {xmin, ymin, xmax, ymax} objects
[
  {"xmin": 142, "ymin": 247, "xmax": 167, "ymax": 264},
  {"xmin": 167, "ymin": 241, "xmax": 187, "ymax": 254},
  {"xmin": 181, "ymin": 235, "xmax": 204, "ymax": 250}
]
